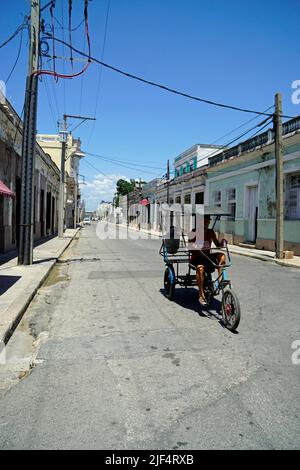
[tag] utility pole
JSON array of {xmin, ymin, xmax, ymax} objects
[
  {"xmin": 58, "ymin": 114, "xmax": 95, "ymax": 237},
  {"xmin": 58, "ymin": 116, "xmax": 67, "ymax": 238},
  {"xmin": 74, "ymin": 171, "xmax": 78, "ymax": 229},
  {"xmin": 166, "ymin": 159, "xmax": 170, "ymax": 204},
  {"xmin": 274, "ymin": 93, "xmax": 284, "ymax": 259},
  {"xmin": 18, "ymin": 0, "xmax": 40, "ymax": 265}
]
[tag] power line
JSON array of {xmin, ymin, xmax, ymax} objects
[
  {"xmin": 0, "ymin": 19, "xmax": 28, "ymax": 49},
  {"xmin": 86, "ymin": 0, "xmax": 110, "ymax": 149},
  {"xmin": 44, "ymin": 33, "xmax": 294, "ymax": 119},
  {"xmin": 43, "ymin": 77, "xmax": 58, "ymax": 129},
  {"xmin": 5, "ymin": 26, "xmax": 24, "ymax": 84},
  {"xmin": 79, "ymin": 27, "xmax": 86, "ymax": 115},
  {"xmin": 194, "ymin": 116, "xmax": 274, "ymax": 167},
  {"xmin": 61, "ymin": 0, "xmax": 66, "ymax": 111},
  {"xmin": 85, "ymin": 151, "xmax": 165, "ymax": 169},
  {"xmin": 87, "ymin": 153, "xmax": 162, "ymax": 176},
  {"xmin": 210, "ymin": 105, "xmax": 274, "ymax": 146},
  {"xmin": 205, "ymin": 120, "xmax": 274, "ymax": 175},
  {"xmin": 82, "ymin": 158, "xmax": 119, "ymax": 181},
  {"xmin": 49, "ymin": 74, "xmax": 60, "ymax": 120},
  {"xmin": 93, "ymin": 0, "xmax": 110, "ymax": 118}
]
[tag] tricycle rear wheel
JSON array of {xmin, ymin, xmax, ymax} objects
[{"xmin": 164, "ymin": 265, "xmax": 175, "ymax": 301}]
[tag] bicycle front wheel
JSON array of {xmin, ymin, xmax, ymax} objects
[{"xmin": 222, "ymin": 288, "xmax": 241, "ymax": 331}]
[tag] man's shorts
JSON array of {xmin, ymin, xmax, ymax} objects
[{"xmin": 190, "ymin": 252, "xmax": 220, "ymax": 273}]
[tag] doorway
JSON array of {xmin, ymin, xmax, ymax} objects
[{"xmin": 246, "ymin": 186, "xmax": 258, "ymax": 242}]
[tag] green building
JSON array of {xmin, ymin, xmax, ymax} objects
[{"xmin": 207, "ymin": 116, "xmax": 300, "ymax": 255}]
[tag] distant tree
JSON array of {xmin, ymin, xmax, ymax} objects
[{"xmin": 116, "ymin": 179, "xmax": 135, "ymax": 196}]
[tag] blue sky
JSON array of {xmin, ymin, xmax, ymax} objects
[{"xmin": 1, "ymin": 0, "xmax": 299, "ymax": 209}]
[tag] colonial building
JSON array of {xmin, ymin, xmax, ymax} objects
[
  {"xmin": 174, "ymin": 143, "xmax": 223, "ymax": 178},
  {"xmin": 36, "ymin": 133, "xmax": 85, "ymax": 228},
  {"xmin": 0, "ymin": 98, "xmax": 60, "ymax": 254},
  {"xmin": 207, "ymin": 115, "xmax": 300, "ymax": 254},
  {"xmin": 136, "ymin": 145, "xmax": 221, "ymax": 232}
]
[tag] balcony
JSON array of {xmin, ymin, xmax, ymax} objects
[
  {"xmin": 209, "ymin": 115, "xmax": 300, "ymax": 168},
  {"xmin": 240, "ymin": 131, "xmax": 269, "ymax": 152},
  {"xmin": 283, "ymin": 116, "xmax": 300, "ymax": 136}
]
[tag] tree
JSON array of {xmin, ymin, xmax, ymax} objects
[{"xmin": 116, "ymin": 179, "xmax": 135, "ymax": 196}]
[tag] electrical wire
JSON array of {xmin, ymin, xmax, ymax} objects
[
  {"xmin": 0, "ymin": 19, "xmax": 27, "ymax": 49},
  {"xmin": 34, "ymin": 0, "xmax": 91, "ymax": 79},
  {"xmin": 79, "ymin": 27, "xmax": 86, "ymax": 115},
  {"xmin": 43, "ymin": 33, "xmax": 294, "ymax": 119},
  {"xmin": 49, "ymin": 74, "xmax": 60, "ymax": 120},
  {"xmin": 61, "ymin": 0, "xmax": 66, "ymax": 112},
  {"xmin": 82, "ymin": 158, "xmax": 119, "ymax": 181},
  {"xmin": 87, "ymin": 154, "xmax": 163, "ymax": 177},
  {"xmin": 50, "ymin": 0, "xmax": 57, "ymax": 78},
  {"xmin": 206, "ymin": 120, "xmax": 274, "ymax": 175},
  {"xmin": 85, "ymin": 151, "xmax": 165, "ymax": 170},
  {"xmin": 210, "ymin": 105, "xmax": 275, "ymax": 146},
  {"xmin": 165, "ymin": 105, "xmax": 275, "ymax": 177},
  {"xmin": 5, "ymin": 25, "xmax": 24, "ymax": 84},
  {"xmin": 86, "ymin": 0, "xmax": 111, "ymax": 149},
  {"xmin": 68, "ymin": 0, "xmax": 73, "ymax": 67},
  {"xmin": 43, "ymin": 77, "xmax": 59, "ymax": 129},
  {"xmin": 194, "ymin": 116, "xmax": 274, "ymax": 167}
]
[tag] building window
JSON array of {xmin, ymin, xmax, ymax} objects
[
  {"xmin": 193, "ymin": 157, "xmax": 197, "ymax": 170},
  {"xmin": 195, "ymin": 192, "xmax": 204, "ymax": 204},
  {"xmin": 184, "ymin": 194, "xmax": 191, "ymax": 204},
  {"xmin": 213, "ymin": 190, "xmax": 221, "ymax": 208},
  {"xmin": 226, "ymin": 188, "xmax": 236, "ymax": 221},
  {"xmin": 180, "ymin": 166, "xmax": 184, "ymax": 176},
  {"xmin": 186, "ymin": 163, "xmax": 190, "ymax": 173},
  {"xmin": 175, "ymin": 196, "xmax": 181, "ymax": 204},
  {"xmin": 286, "ymin": 173, "xmax": 300, "ymax": 219}
]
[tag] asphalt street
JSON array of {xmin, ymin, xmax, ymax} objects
[{"xmin": 0, "ymin": 221, "xmax": 299, "ymax": 449}]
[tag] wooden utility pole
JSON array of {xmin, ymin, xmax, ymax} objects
[
  {"xmin": 166, "ymin": 159, "xmax": 170, "ymax": 204},
  {"xmin": 18, "ymin": 0, "xmax": 40, "ymax": 265},
  {"xmin": 274, "ymin": 92, "xmax": 284, "ymax": 259}
]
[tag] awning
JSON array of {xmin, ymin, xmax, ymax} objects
[
  {"xmin": 140, "ymin": 198, "xmax": 150, "ymax": 206},
  {"xmin": 0, "ymin": 180, "xmax": 15, "ymax": 198}
]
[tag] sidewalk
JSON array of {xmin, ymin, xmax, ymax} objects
[
  {"xmin": 114, "ymin": 221, "xmax": 300, "ymax": 270},
  {"xmin": 0, "ymin": 229, "xmax": 80, "ymax": 346}
]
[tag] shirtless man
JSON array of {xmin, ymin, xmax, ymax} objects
[{"xmin": 188, "ymin": 215, "xmax": 226, "ymax": 306}]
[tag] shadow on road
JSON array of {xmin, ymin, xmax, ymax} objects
[
  {"xmin": 0, "ymin": 275, "xmax": 21, "ymax": 296},
  {"xmin": 159, "ymin": 287, "xmax": 227, "ymax": 329}
]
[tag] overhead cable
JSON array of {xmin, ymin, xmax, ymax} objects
[
  {"xmin": 85, "ymin": 151, "xmax": 165, "ymax": 170},
  {"xmin": 0, "ymin": 18, "xmax": 28, "ymax": 49},
  {"xmin": 5, "ymin": 25, "xmax": 25, "ymax": 83},
  {"xmin": 44, "ymin": 33, "xmax": 294, "ymax": 119}
]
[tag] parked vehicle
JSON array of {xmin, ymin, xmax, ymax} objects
[{"xmin": 83, "ymin": 217, "xmax": 91, "ymax": 225}]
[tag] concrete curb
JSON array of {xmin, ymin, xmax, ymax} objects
[
  {"xmin": 0, "ymin": 228, "xmax": 80, "ymax": 346},
  {"xmin": 227, "ymin": 248, "xmax": 274, "ymax": 264}
]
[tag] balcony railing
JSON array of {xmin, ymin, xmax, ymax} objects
[
  {"xmin": 209, "ymin": 115, "xmax": 300, "ymax": 167},
  {"xmin": 283, "ymin": 116, "xmax": 300, "ymax": 136},
  {"xmin": 240, "ymin": 131, "xmax": 269, "ymax": 152}
]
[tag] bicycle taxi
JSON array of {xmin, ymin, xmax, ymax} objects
[{"xmin": 159, "ymin": 204, "xmax": 241, "ymax": 331}]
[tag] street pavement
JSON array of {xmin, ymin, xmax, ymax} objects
[
  {"xmin": 0, "ymin": 221, "xmax": 299, "ymax": 449},
  {"xmin": 0, "ymin": 229, "xmax": 79, "ymax": 346}
]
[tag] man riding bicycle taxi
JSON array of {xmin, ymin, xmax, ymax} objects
[{"xmin": 188, "ymin": 214, "xmax": 227, "ymax": 306}]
